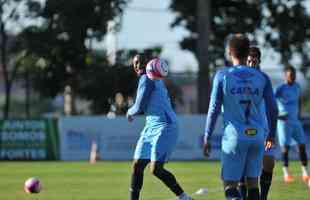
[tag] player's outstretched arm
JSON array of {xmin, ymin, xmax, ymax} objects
[
  {"xmin": 127, "ymin": 75, "xmax": 154, "ymax": 121},
  {"xmin": 204, "ymin": 71, "xmax": 224, "ymax": 157}
]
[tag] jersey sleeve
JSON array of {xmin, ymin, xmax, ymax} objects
[
  {"xmin": 127, "ymin": 75, "xmax": 154, "ymax": 116},
  {"xmin": 263, "ymin": 75, "xmax": 278, "ymax": 138},
  {"xmin": 274, "ymin": 85, "xmax": 283, "ymax": 99},
  {"xmin": 204, "ymin": 70, "xmax": 224, "ymax": 140}
]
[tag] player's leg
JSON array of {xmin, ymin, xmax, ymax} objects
[
  {"xmin": 238, "ymin": 176, "xmax": 247, "ymax": 200},
  {"xmin": 223, "ymin": 181, "xmax": 242, "ymax": 200},
  {"xmin": 150, "ymin": 161, "xmax": 192, "ymax": 199},
  {"xmin": 278, "ymin": 120, "xmax": 294, "ymax": 182},
  {"xmin": 150, "ymin": 124, "xmax": 193, "ymax": 200},
  {"xmin": 130, "ymin": 159, "xmax": 149, "ymax": 200},
  {"xmin": 221, "ymin": 139, "xmax": 246, "ymax": 200},
  {"xmin": 293, "ymin": 122, "xmax": 309, "ymax": 181},
  {"xmin": 281, "ymin": 145, "xmax": 295, "ymax": 182},
  {"xmin": 130, "ymin": 128, "xmax": 152, "ymax": 200},
  {"xmin": 260, "ymin": 153, "xmax": 275, "ymax": 200},
  {"xmin": 246, "ymin": 177, "xmax": 260, "ymax": 200},
  {"xmin": 298, "ymin": 144, "xmax": 309, "ymax": 181},
  {"xmin": 245, "ymin": 139, "xmax": 264, "ymax": 200}
]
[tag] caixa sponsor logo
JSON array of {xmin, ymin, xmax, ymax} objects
[{"xmin": 66, "ymin": 130, "xmax": 92, "ymax": 150}]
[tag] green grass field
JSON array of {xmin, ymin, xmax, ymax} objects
[{"xmin": 0, "ymin": 161, "xmax": 309, "ymax": 200}]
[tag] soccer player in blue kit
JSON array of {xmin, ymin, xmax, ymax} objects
[
  {"xmin": 275, "ymin": 65, "xmax": 310, "ymax": 183},
  {"xmin": 239, "ymin": 46, "xmax": 277, "ymax": 200},
  {"xmin": 203, "ymin": 34, "xmax": 278, "ymax": 200},
  {"xmin": 127, "ymin": 54, "xmax": 193, "ymax": 200}
]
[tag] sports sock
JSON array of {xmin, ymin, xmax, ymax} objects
[
  {"xmin": 225, "ymin": 187, "xmax": 241, "ymax": 200},
  {"xmin": 130, "ymin": 160, "xmax": 149, "ymax": 200},
  {"xmin": 153, "ymin": 168, "xmax": 184, "ymax": 196},
  {"xmin": 301, "ymin": 166, "xmax": 309, "ymax": 177},
  {"xmin": 247, "ymin": 187, "xmax": 259, "ymax": 200},
  {"xmin": 299, "ymin": 149, "xmax": 308, "ymax": 167},
  {"xmin": 282, "ymin": 151, "xmax": 289, "ymax": 167},
  {"xmin": 130, "ymin": 173, "xmax": 143, "ymax": 200},
  {"xmin": 238, "ymin": 176, "xmax": 247, "ymax": 200},
  {"xmin": 282, "ymin": 167, "xmax": 289, "ymax": 177},
  {"xmin": 260, "ymin": 170, "xmax": 273, "ymax": 200}
]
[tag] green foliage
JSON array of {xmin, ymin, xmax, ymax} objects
[
  {"xmin": 170, "ymin": 0, "xmax": 262, "ymax": 69},
  {"xmin": 19, "ymin": 0, "xmax": 132, "ymax": 114},
  {"xmin": 170, "ymin": 0, "xmax": 310, "ymax": 74},
  {"xmin": 264, "ymin": 1, "xmax": 310, "ymax": 71},
  {"xmin": 20, "ymin": 0, "xmax": 128, "ymax": 97}
]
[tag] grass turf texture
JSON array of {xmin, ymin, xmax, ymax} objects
[{"xmin": 0, "ymin": 161, "xmax": 309, "ymax": 200}]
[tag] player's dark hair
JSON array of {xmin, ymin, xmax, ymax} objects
[
  {"xmin": 249, "ymin": 46, "xmax": 261, "ymax": 60},
  {"xmin": 133, "ymin": 53, "xmax": 147, "ymax": 70},
  {"xmin": 284, "ymin": 65, "xmax": 296, "ymax": 75},
  {"xmin": 228, "ymin": 33, "xmax": 250, "ymax": 59}
]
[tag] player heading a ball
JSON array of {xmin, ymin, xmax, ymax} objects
[{"xmin": 146, "ymin": 58, "xmax": 169, "ymax": 80}]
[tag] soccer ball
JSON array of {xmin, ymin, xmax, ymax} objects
[
  {"xmin": 24, "ymin": 177, "xmax": 41, "ymax": 193},
  {"xmin": 146, "ymin": 58, "xmax": 169, "ymax": 80}
]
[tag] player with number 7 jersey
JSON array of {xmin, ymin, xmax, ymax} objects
[
  {"xmin": 204, "ymin": 34, "xmax": 278, "ymax": 200},
  {"xmin": 205, "ymin": 65, "xmax": 278, "ymax": 198}
]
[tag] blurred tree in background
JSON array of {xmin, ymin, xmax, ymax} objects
[
  {"xmin": 2, "ymin": 0, "xmax": 309, "ymax": 116},
  {"xmin": 263, "ymin": 1, "xmax": 310, "ymax": 76},
  {"xmin": 20, "ymin": 0, "xmax": 129, "ymax": 115},
  {"xmin": 0, "ymin": 0, "xmax": 41, "ymax": 119},
  {"xmin": 170, "ymin": 0, "xmax": 262, "ymax": 69},
  {"xmin": 170, "ymin": 0, "xmax": 310, "ymax": 112}
]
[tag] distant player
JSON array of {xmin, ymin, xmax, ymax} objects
[
  {"xmin": 275, "ymin": 65, "xmax": 310, "ymax": 183},
  {"xmin": 127, "ymin": 54, "xmax": 193, "ymax": 200},
  {"xmin": 239, "ymin": 46, "xmax": 277, "ymax": 200},
  {"xmin": 204, "ymin": 34, "xmax": 278, "ymax": 200}
]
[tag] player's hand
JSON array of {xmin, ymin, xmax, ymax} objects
[
  {"xmin": 203, "ymin": 139, "xmax": 211, "ymax": 158},
  {"xmin": 265, "ymin": 137, "xmax": 274, "ymax": 151},
  {"xmin": 127, "ymin": 114, "xmax": 134, "ymax": 122}
]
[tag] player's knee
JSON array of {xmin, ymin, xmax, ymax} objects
[
  {"xmin": 149, "ymin": 164, "xmax": 161, "ymax": 176},
  {"xmin": 263, "ymin": 155, "xmax": 275, "ymax": 172},
  {"xmin": 132, "ymin": 160, "xmax": 146, "ymax": 175}
]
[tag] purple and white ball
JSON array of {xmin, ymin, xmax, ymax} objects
[
  {"xmin": 146, "ymin": 58, "xmax": 169, "ymax": 80},
  {"xmin": 24, "ymin": 177, "xmax": 41, "ymax": 193}
]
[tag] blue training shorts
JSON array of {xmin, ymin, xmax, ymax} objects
[
  {"xmin": 221, "ymin": 135, "xmax": 264, "ymax": 181},
  {"xmin": 133, "ymin": 123, "xmax": 178, "ymax": 162},
  {"xmin": 277, "ymin": 120, "xmax": 305, "ymax": 147}
]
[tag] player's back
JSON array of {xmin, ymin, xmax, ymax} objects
[
  {"xmin": 145, "ymin": 79, "xmax": 177, "ymax": 125},
  {"xmin": 222, "ymin": 65, "xmax": 268, "ymax": 141}
]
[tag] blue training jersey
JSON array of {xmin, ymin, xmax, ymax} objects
[
  {"xmin": 205, "ymin": 65, "xmax": 278, "ymax": 140},
  {"xmin": 275, "ymin": 82, "xmax": 301, "ymax": 121},
  {"xmin": 127, "ymin": 74, "xmax": 177, "ymax": 125}
]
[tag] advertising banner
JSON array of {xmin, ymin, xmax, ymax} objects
[
  {"xmin": 58, "ymin": 115, "xmax": 222, "ymax": 161},
  {"xmin": 0, "ymin": 119, "xmax": 59, "ymax": 160},
  {"xmin": 59, "ymin": 115, "xmax": 310, "ymax": 161}
]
